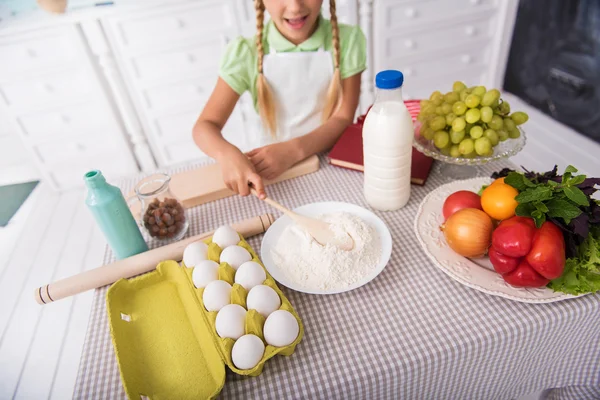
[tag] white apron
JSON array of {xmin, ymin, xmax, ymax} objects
[{"xmin": 258, "ymin": 46, "xmax": 334, "ymax": 145}]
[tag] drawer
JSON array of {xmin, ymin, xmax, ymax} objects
[
  {"xmin": 402, "ymin": 67, "xmax": 487, "ymax": 100},
  {"xmin": 162, "ymin": 138, "xmax": 209, "ymax": 165},
  {"xmin": 152, "ymin": 107, "xmax": 245, "ymax": 146},
  {"xmin": 0, "ymin": 69, "xmax": 91, "ymax": 110},
  {"xmin": 142, "ymin": 76, "xmax": 217, "ymax": 112},
  {"xmin": 130, "ymin": 40, "xmax": 223, "ymax": 82},
  {"xmin": 381, "ymin": 0, "xmax": 496, "ymax": 29},
  {"xmin": 0, "ymin": 27, "xmax": 79, "ymax": 77},
  {"xmin": 386, "ymin": 41, "xmax": 492, "ymax": 82},
  {"xmin": 48, "ymin": 157, "xmax": 135, "ymax": 190},
  {"xmin": 383, "ymin": 16, "xmax": 496, "ymax": 59},
  {"xmin": 32, "ymin": 135, "xmax": 118, "ymax": 165},
  {"xmin": 0, "ymin": 135, "xmax": 29, "ymax": 168},
  {"xmin": 16, "ymin": 102, "xmax": 112, "ymax": 142},
  {"xmin": 109, "ymin": 1, "xmax": 236, "ymax": 50}
]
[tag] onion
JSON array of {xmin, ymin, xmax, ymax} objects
[{"xmin": 440, "ymin": 208, "xmax": 493, "ymax": 258}]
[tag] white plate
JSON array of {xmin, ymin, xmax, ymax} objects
[
  {"xmin": 414, "ymin": 177, "xmax": 584, "ymax": 304},
  {"xmin": 261, "ymin": 202, "xmax": 393, "ymax": 295}
]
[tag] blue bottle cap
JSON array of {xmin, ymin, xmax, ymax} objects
[{"xmin": 375, "ymin": 70, "xmax": 404, "ymax": 89}]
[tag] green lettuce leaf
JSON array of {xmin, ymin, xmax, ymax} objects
[{"xmin": 548, "ymin": 226, "xmax": 600, "ymax": 295}]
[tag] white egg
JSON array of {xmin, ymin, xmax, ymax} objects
[
  {"xmin": 231, "ymin": 334, "xmax": 265, "ymax": 370},
  {"xmin": 202, "ymin": 280, "xmax": 232, "ymax": 312},
  {"xmin": 192, "ymin": 260, "xmax": 219, "ymax": 288},
  {"xmin": 215, "ymin": 304, "xmax": 247, "ymax": 340},
  {"xmin": 263, "ymin": 310, "xmax": 299, "ymax": 347},
  {"xmin": 220, "ymin": 245, "xmax": 252, "ymax": 270},
  {"xmin": 246, "ymin": 285, "xmax": 281, "ymax": 318},
  {"xmin": 234, "ymin": 261, "xmax": 267, "ymax": 290},
  {"xmin": 212, "ymin": 225, "xmax": 240, "ymax": 248},
  {"xmin": 182, "ymin": 241, "xmax": 209, "ymax": 268}
]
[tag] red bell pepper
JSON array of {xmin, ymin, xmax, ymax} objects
[{"xmin": 490, "ymin": 216, "xmax": 565, "ymax": 287}]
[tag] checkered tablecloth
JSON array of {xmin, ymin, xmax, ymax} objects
[{"xmin": 74, "ymin": 156, "xmax": 600, "ymax": 399}]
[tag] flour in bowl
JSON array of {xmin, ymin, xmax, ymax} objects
[{"xmin": 270, "ymin": 212, "xmax": 381, "ymax": 291}]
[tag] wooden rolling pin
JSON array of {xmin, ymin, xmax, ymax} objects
[{"xmin": 35, "ymin": 214, "xmax": 275, "ymax": 305}]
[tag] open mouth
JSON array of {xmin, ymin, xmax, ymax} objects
[{"xmin": 284, "ymin": 15, "xmax": 308, "ymax": 30}]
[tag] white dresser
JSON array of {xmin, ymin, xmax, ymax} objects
[
  {"xmin": 0, "ymin": 0, "xmax": 519, "ymax": 190},
  {"xmin": 372, "ymin": 0, "xmax": 518, "ymax": 100}
]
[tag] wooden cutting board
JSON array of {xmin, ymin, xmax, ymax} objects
[
  {"xmin": 128, "ymin": 155, "xmax": 320, "ymax": 217},
  {"xmin": 171, "ymin": 155, "xmax": 320, "ymax": 208}
]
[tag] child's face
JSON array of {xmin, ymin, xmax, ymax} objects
[{"xmin": 264, "ymin": 0, "xmax": 324, "ymax": 45}]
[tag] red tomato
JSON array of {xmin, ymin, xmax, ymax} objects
[{"xmin": 442, "ymin": 191, "xmax": 483, "ymax": 220}]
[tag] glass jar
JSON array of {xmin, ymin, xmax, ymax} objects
[{"xmin": 129, "ymin": 173, "xmax": 189, "ymax": 242}]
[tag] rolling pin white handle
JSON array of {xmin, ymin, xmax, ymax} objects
[{"xmin": 35, "ymin": 214, "xmax": 275, "ymax": 305}]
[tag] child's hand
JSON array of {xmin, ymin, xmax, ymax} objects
[
  {"xmin": 219, "ymin": 148, "xmax": 266, "ymax": 199},
  {"xmin": 247, "ymin": 142, "xmax": 300, "ymax": 180}
]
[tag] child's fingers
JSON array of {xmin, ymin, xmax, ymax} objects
[
  {"xmin": 246, "ymin": 148, "xmax": 260, "ymax": 157},
  {"xmin": 248, "ymin": 173, "xmax": 266, "ymax": 199},
  {"xmin": 238, "ymin": 179, "xmax": 251, "ymax": 196}
]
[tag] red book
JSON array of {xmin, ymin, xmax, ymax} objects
[{"xmin": 328, "ymin": 100, "xmax": 434, "ymax": 185}]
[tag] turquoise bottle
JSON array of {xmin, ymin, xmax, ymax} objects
[{"xmin": 84, "ymin": 170, "xmax": 148, "ymax": 259}]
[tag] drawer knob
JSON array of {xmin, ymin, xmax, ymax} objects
[
  {"xmin": 470, "ymin": 0, "xmax": 482, "ymax": 4},
  {"xmin": 405, "ymin": 8, "xmax": 417, "ymax": 18},
  {"xmin": 177, "ymin": 18, "xmax": 186, "ymax": 29},
  {"xmin": 404, "ymin": 68, "xmax": 414, "ymax": 76},
  {"xmin": 404, "ymin": 39, "xmax": 416, "ymax": 49},
  {"xmin": 27, "ymin": 48, "xmax": 37, "ymax": 58},
  {"xmin": 461, "ymin": 54, "xmax": 473, "ymax": 64},
  {"xmin": 187, "ymin": 53, "xmax": 196, "ymax": 63},
  {"xmin": 196, "ymin": 85, "xmax": 204, "ymax": 94},
  {"xmin": 42, "ymin": 83, "xmax": 54, "ymax": 93},
  {"xmin": 70, "ymin": 143, "xmax": 85, "ymax": 152},
  {"xmin": 61, "ymin": 114, "xmax": 70, "ymax": 124},
  {"xmin": 465, "ymin": 26, "xmax": 477, "ymax": 36}
]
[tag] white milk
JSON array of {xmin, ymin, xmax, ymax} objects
[{"xmin": 362, "ymin": 70, "xmax": 414, "ymax": 211}]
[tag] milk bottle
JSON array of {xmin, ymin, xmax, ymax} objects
[{"xmin": 363, "ymin": 70, "xmax": 414, "ymax": 211}]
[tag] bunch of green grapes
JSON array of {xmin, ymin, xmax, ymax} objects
[{"xmin": 417, "ymin": 81, "xmax": 529, "ymax": 158}]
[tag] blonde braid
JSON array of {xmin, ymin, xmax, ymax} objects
[
  {"xmin": 322, "ymin": 0, "xmax": 342, "ymax": 122},
  {"xmin": 255, "ymin": 0, "xmax": 277, "ymax": 136}
]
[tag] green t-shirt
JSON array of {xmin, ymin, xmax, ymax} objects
[{"xmin": 219, "ymin": 15, "xmax": 367, "ymax": 110}]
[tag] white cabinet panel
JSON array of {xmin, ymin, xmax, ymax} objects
[
  {"xmin": 403, "ymin": 67, "xmax": 487, "ymax": 100},
  {"xmin": 0, "ymin": 69, "xmax": 91, "ymax": 111},
  {"xmin": 16, "ymin": 102, "xmax": 111, "ymax": 142},
  {"xmin": 142, "ymin": 76, "xmax": 216, "ymax": 112},
  {"xmin": 162, "ymin": 140, "xmax": 208, "ymax": 165},
  {"xmin": 382, "ymin": 16, "xmax": 496, "ymax": 60},
  {"xmin": 381, "ymin": 41, "xmax": 493, "ymax": 89},
  {"xmin": 32, "ymin": 135, "xmax": 116, "ymax": 165},
  {"xmin": 0, "ymin": 27, "xmax": 80, "ymax": 77},
  {"xmin": 130, "ymin": 41, "xmax": 222, "ymax": 82},
  {"xmin": 109, "ymin": 1, "xmax": 237, "ymax": 51},
  {"xmin": 0, "ymin": 135, "xmax": 29, "ymax": 168},
  {"xmin": 382, "ymin": 0, "xmax": 496, "ymax": 29}
]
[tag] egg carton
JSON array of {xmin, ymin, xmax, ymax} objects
[
  {"xmin": 106, "ymin": 233, "xmax": 304, "ymax": 400},
  {"xmin": 181, "ymin": 235, "xmax": 304, "ymax": 376}
]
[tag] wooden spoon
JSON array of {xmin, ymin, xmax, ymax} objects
[{"xmin": 250, "ymin": 188, "xmax": 354, "ymax": 251}]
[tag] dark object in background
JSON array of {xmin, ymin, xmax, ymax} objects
[
  {"xmin": 0, "ymin": 181, "xmax": 39, "ymax": 227},
  {"xmin": 504, "ymin": 0, "xmax": 600, "ymax": 144}
]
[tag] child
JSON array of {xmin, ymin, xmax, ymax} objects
[{"xmin": 192, "ymin": 0, "xmax": 366, "ymax": 199}]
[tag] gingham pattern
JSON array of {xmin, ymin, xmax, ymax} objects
[{"xmin": 73, "ymin": 155, "xmax": 600, "ymax": 400}]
